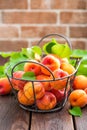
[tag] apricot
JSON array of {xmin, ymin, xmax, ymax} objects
[
  {"xmin": 50, "ymin": 69, "xmax": 69, "ymax": 90},
  {"xmin": 36, "ymin": 92, "xmax": 57, "ymax": 110},
  {"xmin": 24, "ymin": 62, "xmax": 41, "ymax": 75},
  {"xmin": 69, "ymin": 89, "xmax": 87, "ymax": 108},
  {"xmin": 0, "ymin": 77, "xmax": 12, "ymax": 95},
  {"xmin": 60, "ymin": 62, "xmax": 75, "ymax": 75},
  {"xmin": 36, "ymin": 74, "xmax": 52, "ymax": 91},
  {"xmin": 11, "ymin": 71, "xmax": 26, "ymax": 90},
  {"xmin": 17, "ymin": 90, "xmax": 34, "ymax": 106},
  {"xmin": 23, "ymin": 82, "xmax": 45, "ymax": 101},
  {"xmin": 84, "ymin": 88, "xmax": 87, "ymax": 94},
  {"xmin": 50, "ymin": 88, "xmax": 65, "ymax": 103},
  {"xmin": 41, "ymin": 54, "xmax": 60, "ymax": 75},
  {"xmin": 73, "ymin": 75, "xmax": 87, "ymax": 90}
]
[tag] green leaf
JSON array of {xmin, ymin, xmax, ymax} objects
[
  {"xmin": 22, "ymin": 48, "xmax": 35, "ymax": 59},
  {"xmin": 61, "ymin": 43, "xmax": 72, "ymax": 58},
  {"xmin": 0, "ymin": 66, "xmax": 6, "ymax": 78},
  {"xmin": 42, "ymin": 39, "xmax": 57, "ymax": 54},
  {"xmin": 31, "ymin": 46, "xmax": 42, "ymax": 55},
  {"xmin": 42, "ymin": 38, "xmax": 71, "ymax": 58},
  {"xmin": 52, "ymin": 44, "xmax": 65, "ymax": 56},
  {"xmin": 0, "ymin": 52, "xmax": 13, "ymax": 58},
  {"xmin": 71, "ymin": 49, "xmax": 87, "ymax": 59},
  {"xmin": 22, "ymin": 72, "xmax": 36, "ymax": 80},
  {"xmin": 69, "ymin": 106, "xmax": 82, "ymax": 117},
  {"xmin": 77, "ymin": 58, "xmax": 87, "ymax": 76}
]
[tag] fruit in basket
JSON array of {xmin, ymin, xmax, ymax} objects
[
  {"xmin": 36, "ymin": 92, "xmax": 57, "ymax": 110},
  {"xmin": 24, "ymin": 61, "xmax": 41, "ymax": 76},
  {"xmin": 84, "ymin": 88, "xmax": 87, "ymax": 94},
  {"xmin": 11, "ymin": 71, "xmax": 26, "ymax": 90},
  {"xmin": 18, "ymin": 90, "xmax": 34, "ymax": 105},
  {"xmin": 36, "ymin": 74, "xmax": 52, "ymax": 91},
  {"xmin": 68, "ymin": 89, "xmax": 87, "ymax": 108},
  {"xmin": 0, "ymin": 77, "xmax": 12, "ymax": 95},
  {"xmin": 73, "ymin": 75, "xmax": 87, "ymax": 90},
  {"xmin": 50, "ymin": 88, "xmax": 65, "ymax": 103},
  {"xmin": 50, "ymin": 69, "xmax": 69, "ymax": 90},
  {"xmin": 23, "ymin": 82, "xmax": 45, "ymax": 101},
  {"xmin": 41, "ymin": 54, "xmax": 60, "ymax": 75},
  {"xmin": 60, "ymin": 62, "xmax": 75, "ymax": 75}
]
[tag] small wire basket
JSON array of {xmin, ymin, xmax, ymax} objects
[{"xmin": 6, "ymin": 34, "xmax": 82, "ymax": 113}]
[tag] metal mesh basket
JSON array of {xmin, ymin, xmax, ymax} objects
[{"xmin": 6, "ymin": 34, "xmax": 82, "ymax": 113}]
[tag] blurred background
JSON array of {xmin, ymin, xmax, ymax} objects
[{"xmin": 0, "ymin": 0, "xmax": 87, "ymax": 52}]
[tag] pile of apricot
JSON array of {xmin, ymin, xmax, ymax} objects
[{"xmin": 10, "ymin": 54, "xmax": 77, "ymax": 110}]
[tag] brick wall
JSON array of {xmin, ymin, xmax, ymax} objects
[{"xmin": 0, "ymin": 0, "xmax": 87, "ymax": 52}]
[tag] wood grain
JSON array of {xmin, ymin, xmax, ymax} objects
[
  {"xmin": 31, "ymin": 103, "xmax": 74, "ymax": 130},
  {"xmin": 0, "ymin": 95, "xmax": 30, "ymax": 130},
  {"xmin": 74, "ymin": 106, "xmax": 87, "ymax": 130}
]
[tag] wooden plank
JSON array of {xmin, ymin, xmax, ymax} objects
[
  {"xmin": 74, "ymin": 106, "xmax": 87, "ymax": 130},
  {"xmin": 31, "ymin": 103, "xmax": 74, "ymax": 130},
  {"xmin": 0, "ymin": 95, "xmax": 30, "ymax": 130}
]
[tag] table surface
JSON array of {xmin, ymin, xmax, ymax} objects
[{"xmin": 0, "ymin": 94, "xmax": 87, "ymax": 130}]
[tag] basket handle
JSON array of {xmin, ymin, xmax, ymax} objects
[{"xmin": 37, "ymin": 33, "xmax": 72, "ymax": 49}]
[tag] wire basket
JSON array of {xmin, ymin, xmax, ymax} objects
[{"xmin": 6, "ymin": 34, "xmax": 82, "ymax": 113}]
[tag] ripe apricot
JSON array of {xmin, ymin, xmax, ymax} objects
[
  {"xmin": 60, "ymin": 62, "xmax": 75, "ymax": 75},
  {"xmin": 73, "ymin": 75, "xmax": 87, "ymax": 90},
  {"xmin": 69, "ymin": 89, "xmax": 87, "ymax": 108},
  {"xmin": 41, "ymin": 54, "xmax": 60, "ymax": 75},
  {"xmin": 50, "ymin": 69, "xmax": 68, "ymax": 90},
  {"xmin": 36, "ymin": 92, "xmax": 57, "ymax": 110},
  {"xmin": 11, "ymin": 71, "xmax": 26, "ymax": 90},
  {"xmin": 23, "ymin": 82, "xmax": 45, "ymax": 101},
  {"xmin": 17, "ymin": 90, "xmax": 34, "ymax": 106},
  {"xmin": 36, "ymin": 74, "xmax": 52, "ymax": 91},
  {"xmin": 24, "ymin": 62, "xmax": 41, "ymax": 75},
  {"xmin": 0, "ymin": 77, "xmax": 12, "ymax": 95}
]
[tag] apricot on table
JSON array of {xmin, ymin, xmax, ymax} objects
[
  {"xmin": 73, "ymin": 75, "xmax": 87, "ymax": 90},
  {"xmin": 0, "ymin": 77, "xmax": 12, "ymax": 95},
  {"xmin": 68, "ymin": 89, "xmax": 87, "ymax": 108},
  {"xmin": 36, "ymin": 92, "xmax": 57, "ymax": 110}
]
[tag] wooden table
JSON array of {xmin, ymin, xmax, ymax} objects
[{"xmin": 0, "ymin": 94, "xmax": 87, "ymax": 130}]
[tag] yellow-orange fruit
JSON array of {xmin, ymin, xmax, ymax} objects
[
  {"xmin": 23, "ymin": 82, "xmax": 45, "ymax": 100},
  {"xmin": 60, "ymin": 62, "xmax": 75, "ymax": 75},
  {"xmin": 73, "ymin": 75, "xmax": 87, "ymax": 90},
  {"xmin": 36, "ymin": 92, "xmax": 57, "ymax": 110},
  {"xmin": 17, "ymin": 90, "xmax": 34, "ymax": 106},
  {"xmin": 69, "ymin": 89, "xmax": 87, "ymax": 108}
]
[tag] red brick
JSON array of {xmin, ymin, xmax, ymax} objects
[
  {"xmin": 0, "ymin": 26, "xmax": 19, "ymax": 38},
  {"xmin": 0, "ymin": 40, "xmax": 28, "ymax": 51},
  {"xmin": 3, "ymin": 12, "xmax": 57, "ymax": 24},
  {"xmin": 51, "ymin": 0, "xmax": 86, "ymax": 9},
  {"xmin": 71, "ymin": 40, "xmax": 86, "ymax": 49},
  {"xmin": 0, "ymin": 0, "xmax": 28, "ymax": 9},
  {"xmin": 31, "ymin": 0, "xmax": 51, "ymax": 9},
  {"xmin": 60, "ymin": 12, "xmax": 87, "ymax": 24},
  {"xmin": 21, "ymin": 26, "xmax": 67, "ymax": 38},
  {"xmin": 70, "ymin": 27, "xmax": 87, "ymax": 38},
  {"xmin": 0, "ymin": 12, "xmax": 2, "ymax": 23}
]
